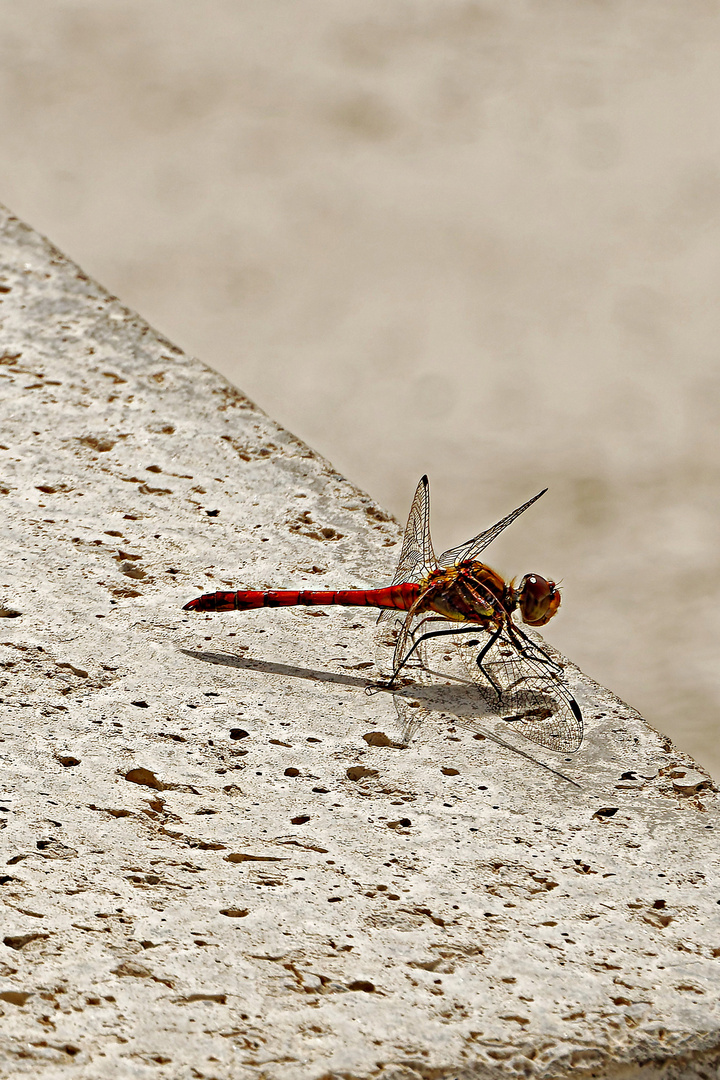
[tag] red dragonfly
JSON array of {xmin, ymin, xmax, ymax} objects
[{"xmin": 184, "ymin": 476, "xmax": 582, "ymax": 753}]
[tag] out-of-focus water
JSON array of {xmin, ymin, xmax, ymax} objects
[{"xmin": 2, "ymin": 1, "xmax": 719, "ymax": 775}]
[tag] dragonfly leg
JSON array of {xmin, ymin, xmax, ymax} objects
[
  {"xmin": 473, "ymin": 625, "xmax": 505, "ymax": 702},
  {"xmin": 513, "ymin": 625, "xmax": 562, "ymax": 671},
  {"xmin": 391, "ymin": 622, "xmax": 498, "ymax": 686},
  {"xmin": 501, "ymin": 622, "xmax": 564, "ymax": 689},
  {"xmin": 408, "ymin": 615, "xmax": 447, "ymax": 646},
  {"xmin": 384, "ymin": 616, "xmax": 446, "ymax": 689}
]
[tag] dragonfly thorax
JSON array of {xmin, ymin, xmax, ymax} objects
[{"xmin": 418, "ymin": 561, "xmax": 509, "ymax": 624}]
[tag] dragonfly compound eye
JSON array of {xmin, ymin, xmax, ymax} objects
[{"xmin": 518, "ymin": 574, "xmax": 561, "ymax": 626}]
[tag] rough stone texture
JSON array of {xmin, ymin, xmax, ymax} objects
[{"xmin": 0, "ymin": 204, "xmax": 718, "ymax": 1080}]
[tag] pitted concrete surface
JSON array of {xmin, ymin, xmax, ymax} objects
[{"xmin": 0, "ymin": 205, "xmax": 718, "ymax": 1079}]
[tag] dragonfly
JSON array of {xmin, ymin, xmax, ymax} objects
[{"xmin": 183, "ymin": 476, "xmax": 583, "ymax": 754}]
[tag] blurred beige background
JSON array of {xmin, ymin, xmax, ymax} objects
[{"xmin": 2, "ymin": 1, "xmax": 719, "ymax": 775}]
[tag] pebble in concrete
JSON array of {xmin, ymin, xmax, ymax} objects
[{"xmin": 0, "ymin": 205, "xmax": 719, "ymax": 1078}]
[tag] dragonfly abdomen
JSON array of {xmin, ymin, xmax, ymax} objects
[{"xmin": 183, "ymin": 583, "xmax": 421, "ymax": 613}]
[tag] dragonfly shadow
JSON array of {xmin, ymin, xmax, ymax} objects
[
  {"xmin": 182, "ymin": 648, "xmax": 504, "ymax": 724},
  {"xmin": 181, "ymin": 648, "xmax": 580, "ymax": 787},
  {"xmin": 180, "ymin": 648, "xmax": 373, "ymax": 690}
]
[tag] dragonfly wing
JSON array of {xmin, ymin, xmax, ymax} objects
[
  {"xmin": 376, "ymin": 475, "xmax": 436, "ymax": 635},
  {"xmin": 389, "ymin": 475, "xmax": 436, "ymax": 585},
  {"xmin": 374, "ymin": 608, "xmax": 438, "ymax": 745},
  {"xmin": 438, "ymin": 488, "xmax": 547, "ymax": 567},
  {"xmin": 455, "ymin": 622, "xmax": 583, "ymax": 753}
]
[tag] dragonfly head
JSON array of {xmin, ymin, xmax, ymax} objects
[{"xmin": 515, "ymin": 574, "xmax": 561, "ymax": 627}]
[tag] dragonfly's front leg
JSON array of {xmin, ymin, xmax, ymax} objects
[{"xmin": 513, "ymin": 624, "xmax": 563, "ymax": 674}]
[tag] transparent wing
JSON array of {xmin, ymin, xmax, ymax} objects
[
  {"xmin": 375, "ymin": 609, "xmax": 582, "ymax": 754},
  {"xmin": 377, "ymin": 475, "xmax": 436, "ymax": 634},
  {"xmin": 454, "ymin": 622, "xmax": 583, "ymax": 753},
  {"xmin": 374, "ymin": 607, "xmax": 440, "ymax": 746},
  {"xmin": 438, "ymin": 488, "xmax": 548, "ymax": 567},
  {"xmin": 376, "ymin": 612, "xmax": 581, "ymax": 753},
  {"xmin": 389, "ymin": 474, "xmax": 436, "ymax": 585}
]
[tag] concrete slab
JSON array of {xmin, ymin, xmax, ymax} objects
[{"xmin": 0, "ymin": 204, "xmax": 718, "ymax": 1079}]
